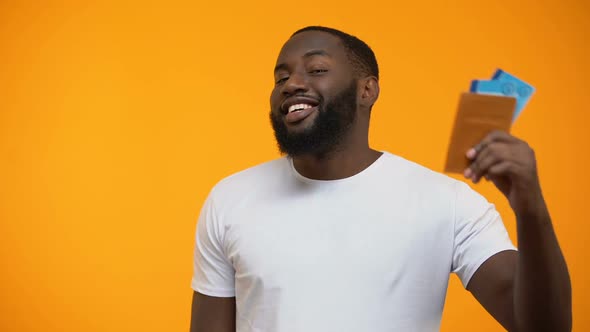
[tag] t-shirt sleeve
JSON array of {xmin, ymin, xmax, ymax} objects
[
  {"xmin": 191, "ymin": 193, "xmax": 236, "ymax": 297},
  {"xmin": 451, "ymin": 181, "xmax": 517, "ymax": 288}
]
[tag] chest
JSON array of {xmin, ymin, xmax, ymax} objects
[{"xmin": 222, "ymin": 190, "xmax": 453, "ymax": 288}]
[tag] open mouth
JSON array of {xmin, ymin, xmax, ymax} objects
[
  {"xmin": 287, "ymin": 103, "xmax": 314, "ymax": 113},
  {"xmin": 281, "ymin": 96, "xmax": 320, "ymax": 124},
  {"xmin": 285, "ymin": 103, "xmax": 318, "ymax": 123}
]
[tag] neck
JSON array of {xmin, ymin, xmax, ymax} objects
[{"xmin": 291, "ymin": 127, "xmax": 382, "ymax": 180}]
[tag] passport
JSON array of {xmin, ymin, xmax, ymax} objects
[
  {"xmin": 444, "ymin": 93, "xmax": 516, "ymax": 173},
  {"xmin": 444, "ymin": 70, "xmax": 534, "ymax": 174}
]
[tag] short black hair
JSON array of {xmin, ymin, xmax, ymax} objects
[{"xmin": 292, "ymin": 26, "xmax": 379, "ymax": 80}]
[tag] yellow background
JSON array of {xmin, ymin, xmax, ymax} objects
[{"xmin": 1, "ymin": 1, "xmax": 588, "ymax": 331}]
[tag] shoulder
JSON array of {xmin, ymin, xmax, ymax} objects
[
  {"xmin": 379, "ymin": 151, "xmax": 491, "ymax": 210},
  {"xmin": 380, "ymin": 151, "xmax": 463, "ymax": 194},
  {"xmin": 381, "ymin": 151, "xmax": 495, "ymax": 223}
]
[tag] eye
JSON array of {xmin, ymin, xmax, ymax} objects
[
  {"xmin": 275, "ymin": 76, "xmax": 289, "ymax": 85},
  {"xmin": 310, "ymin": 69, "xmax": 328, "ymax": 74}
]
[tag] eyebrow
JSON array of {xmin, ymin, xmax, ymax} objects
[
  {"xmin": 274, "ymin": 49, "xmax": 332, "ymax": 73},
  {"xmin": 303, "ymin": 49, "xmax": 331, "ymax": 58}
]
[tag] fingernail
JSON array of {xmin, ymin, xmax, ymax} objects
[
  {"xmin": 466, "ymin": 148, "xmax": 476, "ymax": 159},
  {"xmin": 464, "ymin": 168, "xmax": 472, "ymax": 178}
]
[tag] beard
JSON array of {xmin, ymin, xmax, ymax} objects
[{"xmin": 269, "ymin": 80, "xmax": 358, "ymax": 158}]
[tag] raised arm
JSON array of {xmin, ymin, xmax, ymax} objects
[{"xmin": 465, "ymin": 131, "xmax": 571, "ymax": 331}]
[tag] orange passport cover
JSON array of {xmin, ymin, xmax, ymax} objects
[{"xmin": 444, "ymin": 93, "xmax": 516, "ymax": 173}]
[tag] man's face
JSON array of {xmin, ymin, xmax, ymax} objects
[{"xmin": 269, "ymin": 31, "xmax": 358, "ymax": 157}]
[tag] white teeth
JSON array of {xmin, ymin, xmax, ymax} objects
[{"xmin": 288, "ymin": 103, "xmax": 313, "ymax": 113}]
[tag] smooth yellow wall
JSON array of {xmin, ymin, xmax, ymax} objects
[{"xmin": 1, "ymin": 1, "xmax": 588, "ymax": 331}]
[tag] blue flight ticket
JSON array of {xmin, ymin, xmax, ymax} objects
[{"xmin": 469, "ymin": 69, "xmax": 535, "ymax": 122}]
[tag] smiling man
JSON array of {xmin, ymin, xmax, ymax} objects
[{"xmin": 190, "ymin": 27, "xmax": 571, "ymax": 332}]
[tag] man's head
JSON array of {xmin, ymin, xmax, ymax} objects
[
  {"xmin": 269, "ymin": 26, "xmax": 380, "ymax": 158},
  {"xmin": 292, "ymin": 26, "xmax": 379, "ymax": 80}
]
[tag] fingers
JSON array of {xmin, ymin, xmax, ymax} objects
[
  {"xmin": 488, "ymin": 161, "xmax": 513, "ymax": 176},
  {"xmin": 466, "ymin": 131, "xmax": 516, "ymax": 161},
  {"xmin": 465, "ymin": 142, "xmax": 508, "ymax": 182},
  {"xmin": 465, "ymin": 138, "xmax": 531, "ymax": 184},
  {"xmin": 484, "ymin": 130, "xmax": 516, "ymax": 144}
]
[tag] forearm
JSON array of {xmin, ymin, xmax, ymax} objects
[{"xmin": 513, "ymin": 198, "xmax": 571, "ymax": 331}]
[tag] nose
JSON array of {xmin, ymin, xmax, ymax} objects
[{"xmin": 281, "ymin": 72, "xmax": 308, "ymax": 97}]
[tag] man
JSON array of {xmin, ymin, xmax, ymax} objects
[{"xmin": 190, "ymin": 26, "xmax": 571, "ymax": 331}]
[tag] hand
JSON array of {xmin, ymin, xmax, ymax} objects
[{"xmin": 464, "ymin": 130, "xmax": 545, "ymax": 217}]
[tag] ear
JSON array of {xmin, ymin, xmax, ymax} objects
[{"xmin": 358, "ymin": 76, "xmax": 379, "ymax": 111}]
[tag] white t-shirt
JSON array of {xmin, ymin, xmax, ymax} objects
[{"xmin": 192, "ymin": 152, "xmax": 516, "ymax": 332}]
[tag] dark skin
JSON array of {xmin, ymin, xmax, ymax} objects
[
  {"xmin": 270, "ymin": 30, "xmax": 382, "ymax": 179},
  {"xmin": 464, "ymin": 131, "xmax": 571, "ymax": 331},
  {"xmin": 190, "ymin": 31, "xmax": 572, "ymax": 331},
  {"xmin": 190, "ymin": 292, "xmax": 235, "ymax": 332}
]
